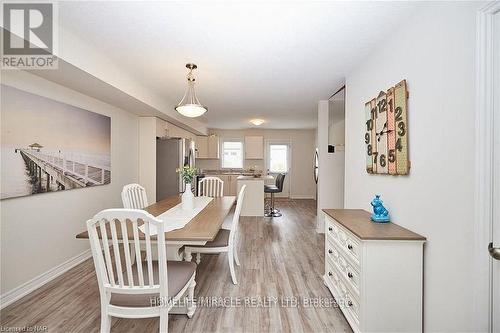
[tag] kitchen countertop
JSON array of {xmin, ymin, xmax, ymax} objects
[
  {"xmin": 237, "ymin": 175, "xmax": 274, "ymax": 181},
  {"xmin": 202, "ymin": 170, "xmax": 263, "ymax": 176}
]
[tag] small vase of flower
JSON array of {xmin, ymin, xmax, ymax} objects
[{"xmin": 177, "ymin": 166, "xmax": 197, "ymax": 210}]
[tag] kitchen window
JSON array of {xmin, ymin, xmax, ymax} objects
[
  {"xmin": 221, "ymin": 139, "xmax": 243, "ymax": 169},
  {"xmin": 268, "ymin": 144, "xmax": 289, "ymax": 173}
]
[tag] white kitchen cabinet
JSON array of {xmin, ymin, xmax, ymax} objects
[
  {"xmin": 245, "ymin": 136, "xmax": 264, "ymax": 159},
  {"xmin": 207, "ymin": 135, "xmax": 220, "ymax": 159},
  {"xmin": 196, "ymin": 135, "xmax": 219, "ymax": 159},
  {"xmin": 195, "ymin": 136, "xmax": 209, "ymax": 158},
  {"xmin": 215, "ymin": 175, "xmax": 230, "ymax": 196},
  {"xmin": 230, "ymin": 175, "xmax": 239, "ymax": 195},
  {"xmin": 207, "ymin": 174, "xmax": 238, "ymax": 196}
]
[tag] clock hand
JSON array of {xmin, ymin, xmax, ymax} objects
[
  {"xmin": 375, "ymin": 123, "xmax": 388, "ymax": 137},
  {"xmin": 377, "ymin": 130, "xmax": 394, "ymax": 141}
]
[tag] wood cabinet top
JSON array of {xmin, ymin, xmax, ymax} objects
[{"xmin": 323, "ymin": 209, "xmax": 426, "ymax": 241}]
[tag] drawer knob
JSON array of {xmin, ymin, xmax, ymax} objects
[
  {"xmin": 328, "ymin": 227, "xmax": 333, "ymax": 231},
  {"xmin": 347, "ymin": 272, "xmax": 353, "ymax": 278},
  {"xmin": 328, "ymin": 249, "xmax": 333, "ymax": 254},
  {"xmin": 347, "ymin": 244, "xmax": 353, "ymax": 250},
  {"xmin": 347, "ymin": 301, "xmax": 353, "ymax": 307},
  {"xmin": 328, "ymin": 271, "xmax": 333, "ymax": 276}
]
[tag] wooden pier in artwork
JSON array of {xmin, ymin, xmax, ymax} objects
[{"xmin": 17, "ymin": 149, "xmax": 111, "ymax": 191}]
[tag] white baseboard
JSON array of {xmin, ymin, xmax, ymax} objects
[
  {"xmin": 0, "ymin": 249, "xmax": 92, "ymax": 309},
  {"xmin": 290, "ymin": 195, "xmax": 316, "ymax": 200},
  {"xmin": 316, "ymin": 214, "xmax": 325, "ymax": 234}
]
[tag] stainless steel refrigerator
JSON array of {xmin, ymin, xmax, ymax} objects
[{"xmin": 156, "ymin": 137, "xmax": 195, "ymax": 201}]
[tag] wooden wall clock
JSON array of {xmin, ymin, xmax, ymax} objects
[{"xmin": 364, "ymin": 80, "xmax": 409, "ymax": 175}]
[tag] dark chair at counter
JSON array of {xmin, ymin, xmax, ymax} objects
[{"xmin": 264, "ymin": 173, "xmax": 285, "ymax": 218}]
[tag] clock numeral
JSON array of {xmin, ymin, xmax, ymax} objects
[
  {"xmin": 396, "ymin": 138, "xmax": 403, "ymax": 152},
  {"xmin": 377, "ymin": 99, "xmax": 387, "ymax": 113},
  {"xmin": 395, "ymin": 106, "xmax": 403, "ymax": 122},
  {"xmin": 367, "ymin": 144, "xmax": 372, "ymax": 156},
  {"xmin": 366, "ymin": 119, "xmax": 373, "ymax": 131},
  {"xmin": 373, "ymin": 151, "xmax": 379, "ymax": 164},
  {"xmin": 365, "ymin": 133, "xmax": 370, "ymax": 144},
  {"xmin": 397, "ymin": 121, "xmax": 406, "ymax": 136},
  {"xmin": 379, "ymin": 154, "xmax": 386, "ymax": 167},
  {"xmin": 388, "ymin": 149, "xmax": 396, "ymax": 162}
]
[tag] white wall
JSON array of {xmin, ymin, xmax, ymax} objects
[
  {"xmin": 197, "ymin": 128, "xmax": 316, "ymax": 199},
  {"xmin": 0, "ymin": 71, "xmax": 139, "ymax": 296},
  {"xmin": 139, "ymin": 117, "xmax": 157, "ymax": 203},
  {"xmin": 328, "ymin": 98, "xmax": 345, "ymax": 145},
  {"xmin": 344, "ymin": 2, "xmax": 482, "ymax": 331},
  {"xmin": 317, "ymin": 101, "xmax": 345, "ymax": 232}
]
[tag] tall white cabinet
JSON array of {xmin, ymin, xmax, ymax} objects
[
  {"xmin": 196, "ymin": 135, "xmax": 219, "ymax": 159},
  {"xmin": 323, "ymin": 209, "xmax": 425, "ymax": 333},
  {"xmin": 244, "ymin": 136, "xmax": 264, "ymax": 159}
]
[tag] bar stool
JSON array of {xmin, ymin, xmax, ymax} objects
[{"xmin": 264, "ymin": 173, "xmax": 286, "ymax": 218}]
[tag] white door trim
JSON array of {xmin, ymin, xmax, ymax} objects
[
  {"xmin": 474, "ymin": 2, "xmax": 500, "ymax": 332},
  {"xmin": 265, "ymin": 139, "xmax": 292, "ymax": 197}
]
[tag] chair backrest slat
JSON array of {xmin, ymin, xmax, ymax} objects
[
  {"xmin": 144, "ymin": 222, "xmax": 154, "ymax": 287},
  {"xmin": 108, "ymin": 219, "xmax": 125, "ymax": 287},
  {"xmin": 87, "ymin": 209, "xmax": 166, "ymax": 297},
  {"xmin": 119, "ymin": 220, "xmax": 134, "ymax": 286},
  {"xmin": 122, "ymin": 184, "xmax": 148, "ymax": 209},
  {"xmin": 229, "ymin": 185, "xmax": 246, "ymax": 244},
  {"xmin": 131, "ymin": 220, "xmax": 144, "ymax": 287},
  {"xmin": 198, "ymin": 177, "xmax": 224, "ymax": 197},
  {"xmin": 98, "ymin": 220, "xmax": 115, "ymax": 286}
]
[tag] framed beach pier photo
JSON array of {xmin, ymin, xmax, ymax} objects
[{"xmin": 0, "ymin": 84, "xmax": 111, "ymax": 200}]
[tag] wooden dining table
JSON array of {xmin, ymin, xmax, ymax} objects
[{"xmin": 76, "ymin": 195, "xmax": 236, "ymax": 260}]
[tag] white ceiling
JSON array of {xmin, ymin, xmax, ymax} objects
[{"xmin": 59, "ymin": 1, "xmax": 420, "ymax": 129}]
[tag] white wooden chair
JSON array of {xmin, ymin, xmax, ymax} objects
[
  {"xmin": 87, "ymin": 209, "xmax": 196, "ymax": 333},
  {"xmin": 184, "ymin": 185, "xmax": 246, "ymax": 285},
  {"xmin": 121, "ymin": 184, "xmax": 148, "ymax": 209},
  {"xmin": 198, "ymin": 177, "xmax": 224, "ymax": 197}
]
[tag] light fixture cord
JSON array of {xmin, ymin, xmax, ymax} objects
[{"xmin": 177, "ymin": 66, "xmax": 202, "ymax": 106}]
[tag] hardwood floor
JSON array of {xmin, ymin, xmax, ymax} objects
[{"xmin": 1, "ymin": 199, "xmax": 352, "ymax": 333}]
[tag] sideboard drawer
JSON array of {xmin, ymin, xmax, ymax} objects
[
  {"xmin": 325, "ymin": 257, "xmax": 341, "ymax": 290},
  {"xmin": 326, "ymin": 239, "xmax": 361, "ymax": 296},
  {"xmin": 337, "ymin": 274, "xmax": 360, "ymax": 327},
  {"xmin": 326, "ymin": 257, "xmax": 359, "ymax": 326},
  {"xmin": 344, "ymin": 287, "xmax": 360, "ymax": 325},
  {"xmin": 326, "ymin": 216, "xmax": 361, "ymax": 265}
]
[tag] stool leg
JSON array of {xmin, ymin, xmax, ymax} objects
[
  {"xmin": 271, "ymin": 192, "xmax": 282, "ymax": 218},
  {"xmin": 265, "ymin": 193, "xmax": 273, "ymax": 217},
  {"xmin": 271, "ymin": 193, "xmax": 275, "ymax": 213}
]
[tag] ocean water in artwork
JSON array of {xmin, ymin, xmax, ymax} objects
[{"xmin": 1, "ymin": 147, "xmax": 31, "ymax": 199}]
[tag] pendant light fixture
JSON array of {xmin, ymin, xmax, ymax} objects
[{"xmin": 175, "ymin": 63, "xmax": 208, "ymax": 117}]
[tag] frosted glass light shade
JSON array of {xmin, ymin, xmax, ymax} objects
[
  {"xmin": 175, "ymin": 104, "xmax": 208, "ymax": 118},
  {"xmin": 250, "ymin": 119, "xmax": 265, "ymax": 126}
]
